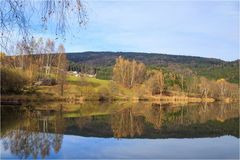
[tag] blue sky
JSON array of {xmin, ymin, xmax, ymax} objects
[{"xmin": 34, "ymin": 0, "xmax": 239, "ymax": 61}]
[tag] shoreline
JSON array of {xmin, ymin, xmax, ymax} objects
[{"xmin": 0, "ymin": 94, "xmax": 226, "ymax": 105}]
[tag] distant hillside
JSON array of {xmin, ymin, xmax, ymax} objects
[{"xmin": 67, "ymin": 52, "xmax": 239, "ymax": 83}]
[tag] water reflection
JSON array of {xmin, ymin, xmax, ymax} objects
[
  {"xmin": 1, "ymin": 105, "xmax": 65, "ymax": 159},
  {"xmin": 1, "ymin": 102, "xmax": 239, "ymax": 159},
  {"xmin": 111, "ymin": 108, "xmax": 144, "ymax": 138}
]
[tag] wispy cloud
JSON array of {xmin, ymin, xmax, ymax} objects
[{"xmin": 31, "ymin": 1, "xmax": 240, "ymax": 60}]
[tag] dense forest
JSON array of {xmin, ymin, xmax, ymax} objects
[{"xmin": 67, "ymin": 52, "xmax": 239, "ymax": 83}]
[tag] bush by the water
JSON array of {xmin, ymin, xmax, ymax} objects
[
  {"xmin": 41, "ymin": 78, "xmax": 57, "ymax": 86},
  {"xmin": 1, "ymin": 67, "xmax": 28, "ymax": 94}
]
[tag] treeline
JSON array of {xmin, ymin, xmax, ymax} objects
[
  {"xmin": 112, "ymin": 56, "xmax": 239, "ymax": 100},
  {"xmin": 195, "ymin": 60, "xmax": 239, "ymax": 84},
  {"xmin": 1, "ymin": 37, "xmax": 67, "ymax": 95}
]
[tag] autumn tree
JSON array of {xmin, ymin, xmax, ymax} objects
[
  {"xmin": 210, "ymin": 78, "xmax": 238, "ymax": 100},
  {"xmin": 56, "ymin": 44, "xmax": 67, "ymax": 96},
  {"xmin": 113, "ymin": 56, "xmax": 146, "ymax": 88},
  {"xmin": 198, "ymin": 77, "xmax": 210, "ymax": 98},
  {"xmin": 216, "ymin": 79, "xmax": 227, "ymax": 98},
  {"xmin": 146, "ymin": 70, "xmax": 164, "ymax": 95},
  {"xmin": 185, "ymin": 75, "xmax": 199, "ymax": 96},
  {"xmin": 0, "ymin": 52, "xmax": 6, "ymax": 64}
]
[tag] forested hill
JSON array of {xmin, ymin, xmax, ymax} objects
[
  {"xmin": 67, "ymin": 51, "xmax": 225, "ymax": 67},
  {"xmin": 67, "ymin": 51, "xmax": 239, "ymax": 83}
]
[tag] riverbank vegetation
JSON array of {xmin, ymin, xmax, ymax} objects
[{"xmin": 0, "ymin": 39, "xmax": 239, "ymax": 104}]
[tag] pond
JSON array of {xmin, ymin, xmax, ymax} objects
[{"xmin": 1, "ymin": 102, "xmax": 239, "ymax": 159}]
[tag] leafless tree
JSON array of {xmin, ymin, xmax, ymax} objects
[
  {"xmin": 45, "ymin": 39, "xmax": 55, "ymax": 76},
  {"xmin": 57, "ymin": 44, "xmax": 67, "ymax": 96},
  {"xmin": 0, "ymin": 0, "xmax": 87, "ymax": 54}
]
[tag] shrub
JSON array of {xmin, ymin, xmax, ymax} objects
[
  {"xmin": 1, "ymin": 67, "xmax": 28, "ymax": 94},
  {"xmin": 97, "ymin": 86, "xmax": 111, "ymax": 101},
  {"xmin": 41, "ymin": 78, "xmax": 57, "ymax": 86}
]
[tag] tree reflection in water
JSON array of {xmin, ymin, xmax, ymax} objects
[
  {"xmin": 1, "ymin": 105, "xmax": 64, "ymax": 159},
  {"xmin": 147, "ymin": 103, "xmax": 164, "ymax": 129},
  {"xmin": 111, "ymin": 108, "xmax": 144, "ymax": 138},
  {"xmin": 1, "ymin": 102, "xmax": 239, "ymax": 158},
  {"xmin": 110, "ymin": 102, "xmax": 239, "ymax": 138}
]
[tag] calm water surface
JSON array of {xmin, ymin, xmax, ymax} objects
[{"xmin": 1, "ymin": 102, "xmax": 239, "ymax": 159}]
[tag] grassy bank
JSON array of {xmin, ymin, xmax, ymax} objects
[
  {"xmin": 39, "ymin": 76, "xmax": 216, "ymax": 102},
  {"xmin": 1, "ymin": 75, "xmax": 219, "ymax": 104}
]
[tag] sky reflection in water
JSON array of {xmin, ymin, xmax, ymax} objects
[{"xmin": 1, "ymin": 135, "xmax": 239, "ymax": 159}]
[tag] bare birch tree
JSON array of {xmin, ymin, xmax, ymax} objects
[
  {"xmin": 57, "ymin": 44, "xmax": 67, "ymax": 96},
  {"xmin": 45, "ymin": 39, "xmax": 55, "ymax": 76},
  {"xmin": 0, "ymin": 0, "xmax": 87, "ymax": 54},
  {"xmin": 113, "ymin": 56, "xmax": 146, "ymax": 88}
]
